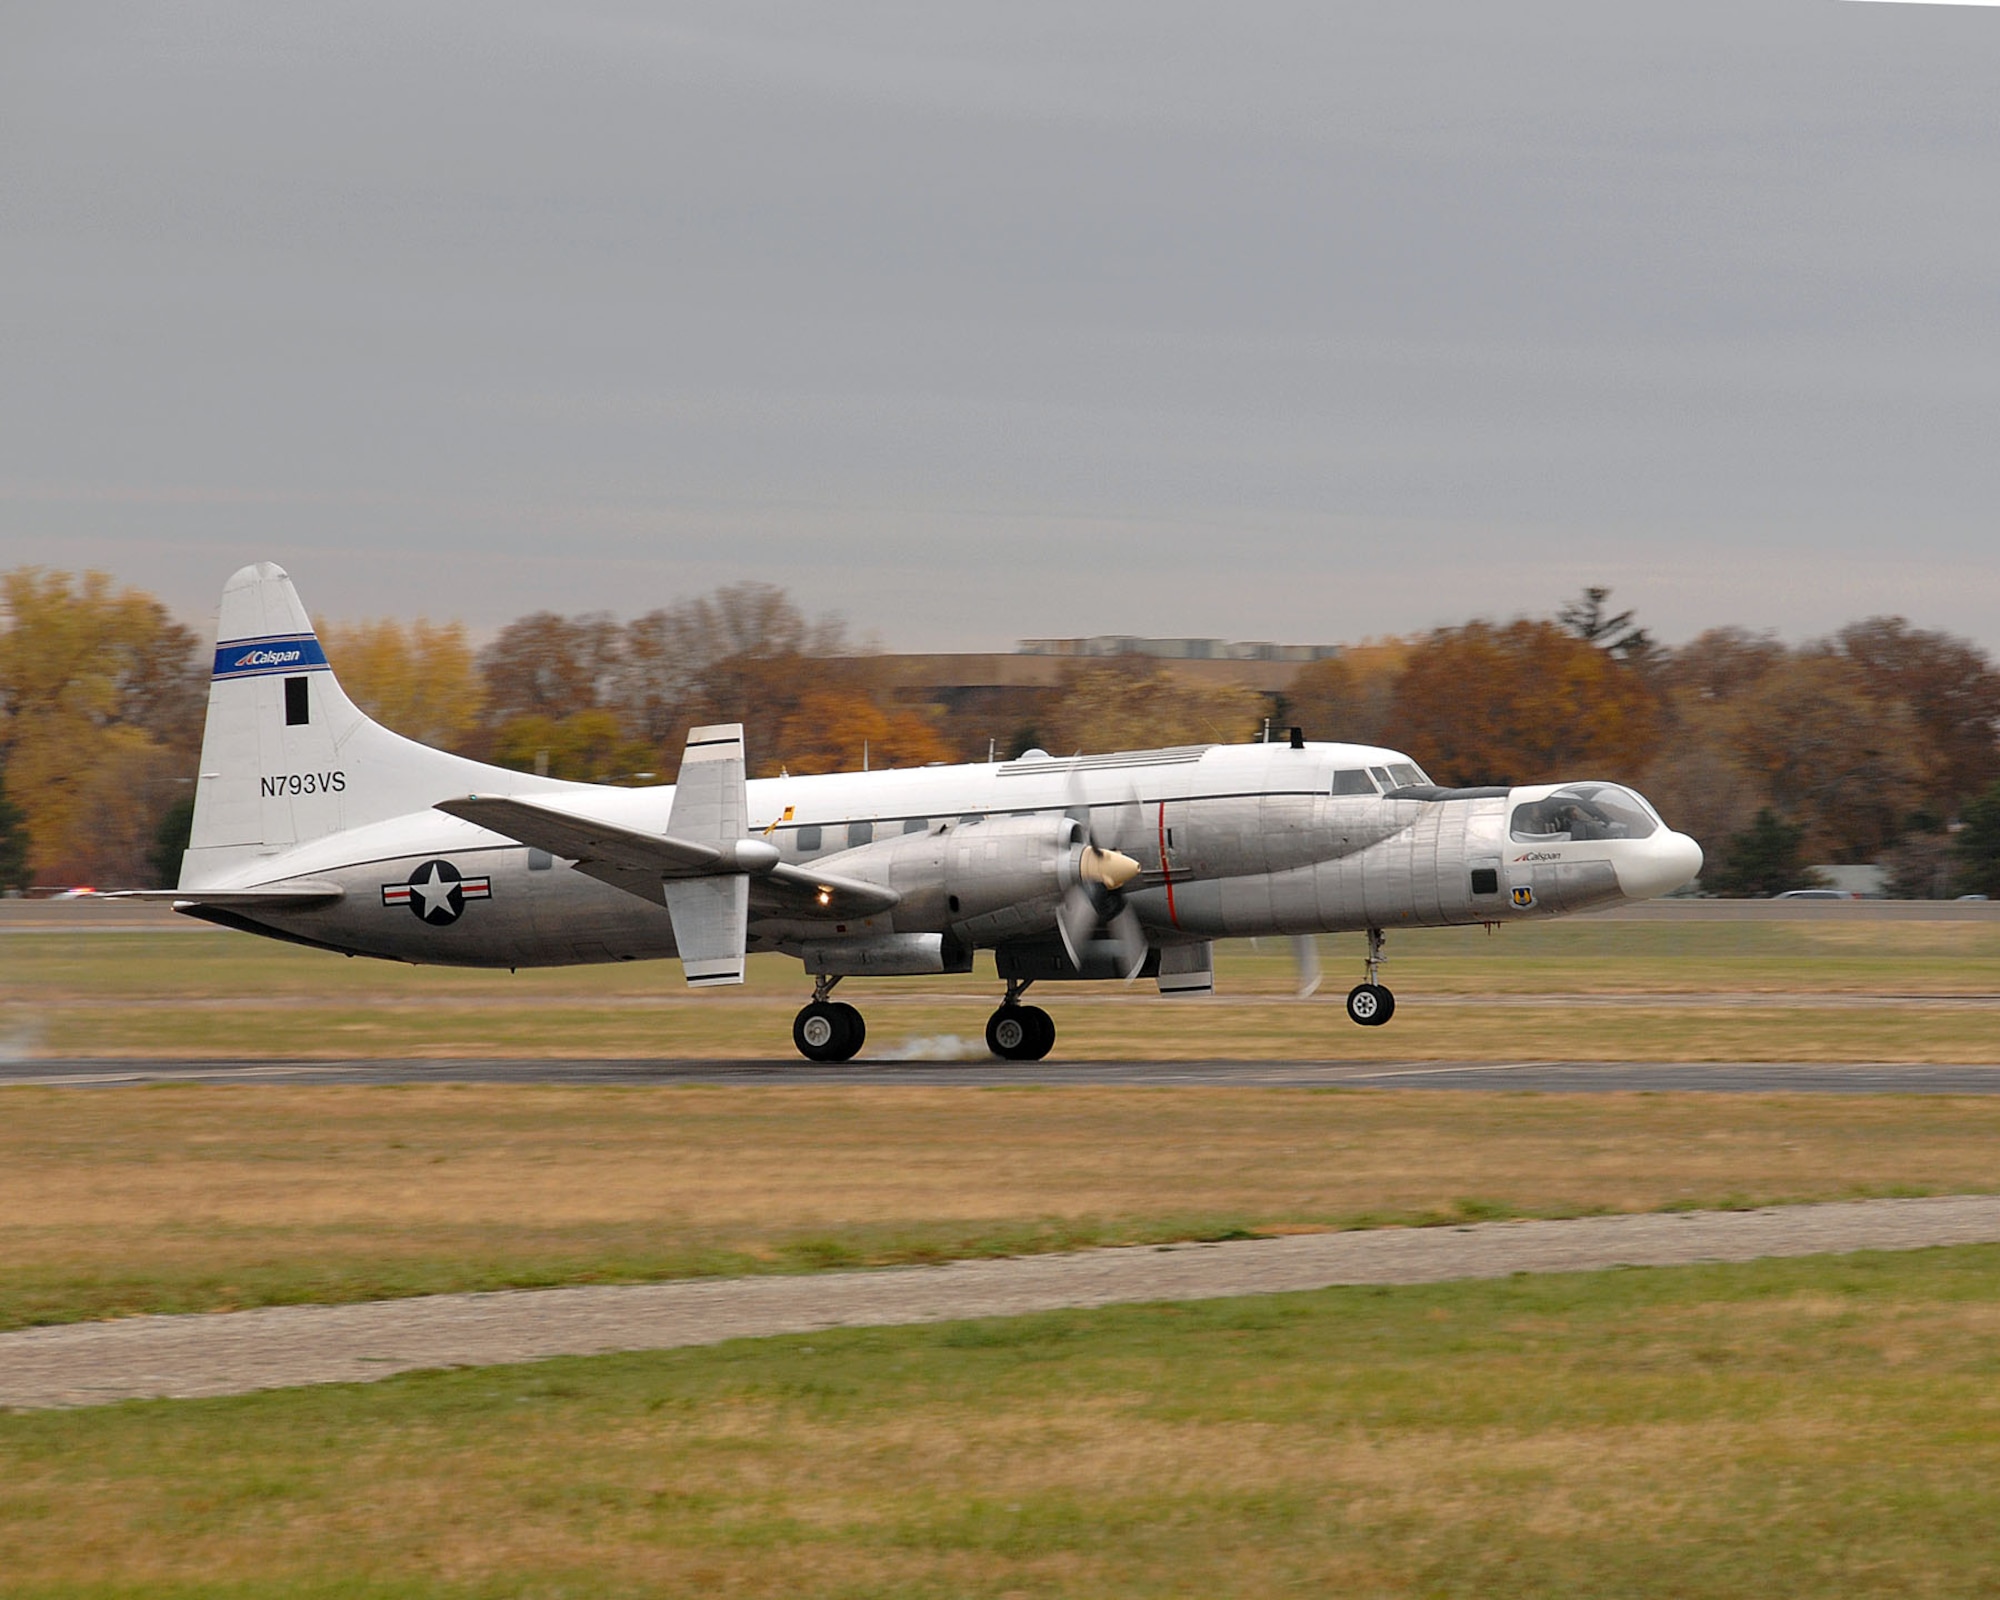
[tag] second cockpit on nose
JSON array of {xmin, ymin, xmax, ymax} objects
[{"xmin": 1509, "ymin": 783, "xmax": 1661, "ymax": 843}]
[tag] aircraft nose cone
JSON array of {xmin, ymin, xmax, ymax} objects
[{"xmin": 1618, "ymin": 831, "xmax": 1704, "ymax": 901}]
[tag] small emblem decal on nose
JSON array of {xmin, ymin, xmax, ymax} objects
[
  {"xmin": 1511, "ymin": 885, "xmax": 1536, "ymax": 908},
  {"xmin": 382, "ymin": 859, "xmax": 491, "ymax": 925}
]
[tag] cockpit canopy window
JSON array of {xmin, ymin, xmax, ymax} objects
[
  {"xmin": 1386, "ymin": 762, "xmax": 1427, "ymax": 788},
  {"xmin": 1510, "ymin": 783, "xmax": 1659, "ymax": 843},
  {"xmin": 1332, "ymin": 769, "xmax": 1376, "ymax": 796}
]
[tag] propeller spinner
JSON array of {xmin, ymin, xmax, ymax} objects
[{"xmin": 1057, "ymin": 762, "xmax": 1150, "ymax": 978}]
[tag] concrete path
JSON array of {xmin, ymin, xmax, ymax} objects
[{"xmin": 6, "ymin": 1195, "xmax": 1999, "ymax": 1412}]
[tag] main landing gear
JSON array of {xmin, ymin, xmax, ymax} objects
[
  {"xmin": 987, "ymin": 977, "xmax": 1055, "ymax": 1062},
  {"xmin": 793, "ymin": 974, "xmax": 866, "ymax": 1063},
  {"xmin": 1345, "ymin": 926, "xmax": 1396, "ymax": 1027}
]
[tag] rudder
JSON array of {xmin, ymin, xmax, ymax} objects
[{"xmin": 183, "ymin": 563, "xmax": 549, "ymax": 887}]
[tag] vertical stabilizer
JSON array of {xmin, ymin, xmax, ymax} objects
[{"xmin": 183, "ymin": 563, "xmax": 557, "ymax": 887}]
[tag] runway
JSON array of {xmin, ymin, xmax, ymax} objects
[
  {"xmin": 7, "ymin": 1194, "xmax": 1998, "ymax": 1410},
  {"xmin": 5, "ymin": 1056, "xmax": 2000, "ymax": 1091}
]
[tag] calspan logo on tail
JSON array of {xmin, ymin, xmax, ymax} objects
[
  {"xmin": 113, "ymin": 562, "xmax": 1705, "ymax": 1064},
  {"xmin": 211, "ymin": 632, "xmax": 331, "ymax": 679}
]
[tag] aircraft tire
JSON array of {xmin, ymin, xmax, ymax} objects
[
  {"xmin": 830, "ymin": 1002, "xmax": 866, "ymax": 1062},
  {"xmin": 794, "ymin": 1001, "xmax": 850, "ymax": 1062},
  {"xmin": 1018, "ymin": 1004, "xmax": 1055, "ymax": 1061},
  {"xmin": 1345, "ymin": 983, "xmax": 1395, "ymax": 1027}
]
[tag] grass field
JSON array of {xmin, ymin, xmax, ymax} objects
[
  {"xmin": 6, "ymin": 1084, "xmax": 2000, "ymax": 1330},
  {"xmin": 5, "ymin": 1245, "xmax": 1999, "ymax": 1597},
  {"xmin": 3, "ymin": 917, "xmax": 1999, "ymax": 1060}
]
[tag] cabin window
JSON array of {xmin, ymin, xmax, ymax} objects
[
  {"xmin": 959, "ymin": 812, "xmax": 986, "ymax": 824},
  {"xmin": 902, "ymin": 817, "xmax": 928, "ymax": 834},
  {"xmin": 847, "ymin": 821, "xmax": 873, "ymax": 848},
  {"xmin": 527, "ymin": 849, "xmax": 553, "ymax": 872},
  {"xmin": 1332, "ymin": 769, "xmax": 1375, "ymax": 796},
  {"xmin": 1510, "ymin": 784, "xmax": 1659, "ymax": 843},
  {"xmin": 796, "ymin": 825, "xmax": 822, "ymax": 852},
  {"xmin": 284, "ymin": 676, "xmax": 309, "ymax": 726}
]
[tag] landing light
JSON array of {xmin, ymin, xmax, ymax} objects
[{"xmin": 816, "ymin": 889, "xmax": 832, "ymax": 906}]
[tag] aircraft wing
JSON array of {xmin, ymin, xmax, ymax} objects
[
  {"xmin": 435, "ymin": 794, "xmax": 900, "ymax": 919},
  {"xmin": 104, "ymin": 883, "xmax": 347, "ymax": 907}
]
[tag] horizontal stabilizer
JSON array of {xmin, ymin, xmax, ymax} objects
[
  {"xmin": 434, "ymin": 794, "xmax": 900, "ymax": 918},
  {"xmin": 106, "ymin": 883, "xmax": 346, "ymax": 908},
  {"xmin": 437, "ymin": 795, "xmax": 726, "ymax": 879}
]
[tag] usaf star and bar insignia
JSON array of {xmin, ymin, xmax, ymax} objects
[{"xmin": 382, "ymin": 859, "xmax": 491, "ymax": 925}]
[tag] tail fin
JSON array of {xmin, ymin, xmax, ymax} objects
[{"xmin": 183, "ymin": 562, "xmax": 553, "ymax": 887}]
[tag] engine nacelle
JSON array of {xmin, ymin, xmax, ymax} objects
[{"xmin": 833, "ymin": 814, "xmax": 1090, "ymax": 944}]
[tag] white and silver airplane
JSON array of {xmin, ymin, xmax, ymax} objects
[{"xmin": 122, "ymin": 563, "xmax": 1703, "ymax": 1060}]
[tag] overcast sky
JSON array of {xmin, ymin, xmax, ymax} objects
[{"xmin": 4, "ymin": 2, "xmax": 1999, "ymax": 651}]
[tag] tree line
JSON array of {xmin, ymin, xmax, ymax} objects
[{"xmin": 3, "ymin": 571, "xmax": 1997, "ymax": 897}]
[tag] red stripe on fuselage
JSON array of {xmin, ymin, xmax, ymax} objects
[{"xmin": 1157, "ymin": 801, "xmax": 1178, "ymax": 928}]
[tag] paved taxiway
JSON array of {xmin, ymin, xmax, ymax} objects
[
  {"xmin": 4, "ymin": 1056, "xmax": 2000, "ymax": 1091},
  {"xmin": 7, "ymin": 1194, "xmax": 1998, "ymax": 1411}
]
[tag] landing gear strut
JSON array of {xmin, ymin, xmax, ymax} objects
[
  {"xmin": 1345, "ymin": 926, "xmax": 1395, "ymax": 1027},
  {"xmin": 987, "ymin": 977, "xmax": 1055, "ymax": 1062},
  {"xmin": 793, "ymin": 973, "xmax": 866, "ymax": 1062}
]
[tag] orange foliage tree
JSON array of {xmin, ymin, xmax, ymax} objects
[
  {"xmin": 0, "ymin": 569, "xmax": 205, "ymax": 884},
  {"xmin": 1383, "ymin": 620, "xmax": 1662, "ymax": 787},
  {"xmin": 318, "ymin": 617, "xmax": 486, "ymax": 752}
]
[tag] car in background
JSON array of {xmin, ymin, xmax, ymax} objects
[{"xmin": 1773, "ymin": 888, "xmax": 1859, "ymax": 900}]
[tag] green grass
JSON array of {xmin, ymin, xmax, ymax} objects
[{"xmin": 6, "ymin": 1245, "xmax": 2000, "ymax": 1596}]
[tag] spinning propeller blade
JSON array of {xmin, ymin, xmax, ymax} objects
[
  {"xmin": 1290, "ymin": 934, "xmax": 1322, "ymax": 1000},
  {"xmin": 1056, "ymin": 758, "xmax": 1149, "ymax": 979}
]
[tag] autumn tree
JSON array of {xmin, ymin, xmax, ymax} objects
[
  {"xmin": 1382, "ymin": 620, "xmax": 1661, "ymax": 788},
  {"xmin": 319, "ymin": 618, "xmax": 486, "ymax": 751},
  {"xmin": 1279, "ymin": 640, "xmax": 1408, "ymax": 746},
  {"xmin": 1639, "ymin": 627, "xmax": 1791, "ymax": 860},
  {"xmin": 630, "ymin": 583, "xmax": 850, "ymax": 742},
  {"xmin": 479, "ymin": 611, "xmax": 622, "ymax": 726},
  {"xmin": 1834, "ymin": 617, "xmax": 2000, "ymax": 817},
  {"xmin": 765, "ymin": 683, "xmax": 955, "ymax": 775},
  {"xmin": 1036, "ymin": 658, "xmax": 1266, "ymax": 755},
  {"xmin": 0, "ymin": 569, "xmax": 205, "ymax": 884},
  {"xmin": 490, "ymin": 709, "xmax": 658, "ymax": 784},
  {"xmin": 1714, "ymin": 651, "xmax": 1922, "ymax": 863}
]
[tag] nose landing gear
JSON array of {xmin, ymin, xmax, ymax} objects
[
  {"xmin": 1345, "ymin": 926, "xmax": 1396, "ymax": 1027},
  {"xmin": 987, "ymin": 977, "xmax": 1055, "ymax": 1061},
  {"xmin": 793, "ymin": 974, "xmax": 866, "ymax": 1062}
]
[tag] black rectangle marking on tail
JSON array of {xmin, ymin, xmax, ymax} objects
[{"xmin": 284, "ymin": 676, "xmax": 310, "ymax": 726}]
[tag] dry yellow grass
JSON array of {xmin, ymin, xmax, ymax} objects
[
  {"xmin": 4, "ymin": 1084, "xmax": 1997, "ymax": 1327},
  {"xmin": 5, "ymin": 918, "xmax": 1999, "ymax": 1059}
]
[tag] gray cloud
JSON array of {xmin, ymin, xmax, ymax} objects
[{"xmin": 5, "ymin": 1, "xmax": 1998, "ymax": 648}]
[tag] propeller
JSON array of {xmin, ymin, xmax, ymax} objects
[
  {"xmin": 1056, "ymin": 761, "xmax": 1149, "ymax": 979},
  {"xmin": 1290, "ymin": 934, "xmax": 1322, "ymax": 999}
]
